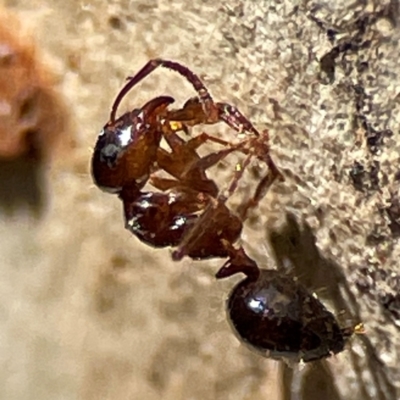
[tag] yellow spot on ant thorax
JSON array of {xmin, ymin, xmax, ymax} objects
[{"xmin": 169, "ymin": 121, "xmax": 183, "ymax": 131}]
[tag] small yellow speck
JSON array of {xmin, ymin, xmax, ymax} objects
[
  {"xmin": 354, "ymin": 323, "xmax": 365, "ymax": 335},
  {"xmin": 169, "ymin": 121, "xmax": 182, "ymax": 131}
]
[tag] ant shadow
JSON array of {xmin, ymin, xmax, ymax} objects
[
  {"xmin": 0, "ymin": 156, "xmax": 46, "ymax": 216},
  {"xmin": 268, "ymin": 213, "xmax": 397, "ymax": 400}
]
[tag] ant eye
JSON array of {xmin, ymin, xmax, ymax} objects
[
  {"xmin": 94, "ymin": 127, "xmax": 124, "ymax": 166},
  {"xmin": 99, "ymin": 143, "xmax": 121, "ymax": 167},
  {"xmin": 225, "ymin": 269, "xmax": 347, "ymax": 362}
]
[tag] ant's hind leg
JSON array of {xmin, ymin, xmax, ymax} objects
[
  {"xmin": 163, "ymin": 129, "xmax": 232, "ymax": 155},
  {"xmin": 184, "ymin": 145, "xmax": 241, "ymax": 178},
  {"xmin": 236, "ymin": 168, "xmax": 280, "ymax": 220},
  {"xmin": 216, "ymin": 102, "xmax": 261, "ymax": 137},
  {"xmin": 149, "ymin": 176, "xmax": 181, "ymax": 192}
]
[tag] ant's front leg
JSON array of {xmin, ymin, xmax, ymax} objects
[
  {"xmin": 168, "ymin": 98, "xmax": 284, "ymax": 202},
  {"xmin": 111, "ymin": 58, "xmax": 269, "ymax": 141},
  {"xmin": 113, "ymin": 58, "xmax": 262, "ymax": 136},
  {"xmin": 167, "ymin": 96, "xmax": 260, "ymax": 138},
  {"xmin": 156, "ymin": 127, "xmax": 242, "ymax": 197},
  {"xmin": 110, "ymin": 59, "xmax": 218, "ymax": 123},
  {"xmin": 162, "ymin": 126, "xmax": 232, "ymax": 157},
  {"xmin": 216, "ymin": 102, "xmax": 261, "ymax": 137}
]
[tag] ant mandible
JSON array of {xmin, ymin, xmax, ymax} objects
[{"xmin": 91, "ymin": 59, "xmax": 282, "ymax": 260}]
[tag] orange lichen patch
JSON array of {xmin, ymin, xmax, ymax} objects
[{"xmin": 0, "ymin": 8, "xmax": 69, "ymax": 161}]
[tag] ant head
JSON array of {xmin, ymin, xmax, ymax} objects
[{"xmin": 96, "ymin": 109, "xmax": 143, "ymax": 167}]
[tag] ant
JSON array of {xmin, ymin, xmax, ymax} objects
[
  {"xmin": 91, "ymin": 59, "xmax": 282, "ymax": 260},
  {"xmin": 91, "ymin": 59, "xmax": 360, "ymax": 363}
]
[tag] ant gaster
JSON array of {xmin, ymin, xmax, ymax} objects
[{"xmin": 216, "ymin": 245, "xmax": 359, "ymax": 362}]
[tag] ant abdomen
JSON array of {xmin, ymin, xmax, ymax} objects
[
  {"xmin": 223, "ymin": 268, "xmax": 348, "ymax": 362},
  {"xmin": 216, "ymin": 247, "xmax": 351, "ymax": 362}
]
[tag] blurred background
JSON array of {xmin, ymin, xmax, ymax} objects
[{"xmin": 0, "ymin": 0, "xmax": 399, "ymax": 399}]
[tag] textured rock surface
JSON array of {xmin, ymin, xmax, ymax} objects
[{"xmin": 0, "ymin": 0, "xmax": 399, "ymax": 399}]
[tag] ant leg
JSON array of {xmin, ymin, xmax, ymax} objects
[
  {"xmin": 225, "ymin": 129, "xmax": 283, "ymax": 216},
  {"xmin": 110, "ymin": 59, "xmax": 217, "ymax": 123},
  {"xmin": 182, "ymin": 133, "xmax": 282, "ymax": 205},
  {"xmin": 161, "ymin": 123, "xmax": 268, "ymax": 202},
  {"xmin": 111, "ymin": 58, "xmax": 270, "ymax": 144},
  {"xmin": 215, "ymin": 244, "xmax": 260, "ymax": 281},
  {"xmin": 178, "ymin": 102, "xmax": 283, "ymax": 188},
  {"xmin": 163, "ymin": 129, "xmax": 232, "ymax": 155},
  {"xmin": 149, "ymin": 176, "xmax": 181, "ymax": 191},
  {"xmin": 237, "ymin": 168, "xmax": 280, "ymax": 220},
  {"xmin": 249, "ymin": 130, "xmax": 283, "ymax": 179},
  {"xmin": 216, "ymin": 102, "xmax": 260, "ymax": 137},
  {"xmin": 168, "ymin": 96, "xmax": 261, "ymax": 139},
  {"xmin": 111, "ymin": 58, "xmax": 261, "ymax": 136},
  {"xmin": 217, "ymin": 152, "xmax": 254, "ymax": 202},
  {"xmin": 157, "ymin": 134, "xmax": 233, "ymax": 179},
  {"xmin": 157, "ymin": 124, "xmax": 244, "ymax": 196},
  {"xmin": 185, "ymin": 132, "xmax": 233, "ymax": 149},
  {"xmin": 184, "ymin": 130, "xmax": 283, "ymax": 215},
  {"xmin": 184, "ymin": 145, "xmax": 242, "ymax": 176},
  {"xmin": 156, "ymin": 144, "xmax": 239, "ymax": 197}
]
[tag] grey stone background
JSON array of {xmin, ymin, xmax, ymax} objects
[{"xmin": 0, "ymin": 0, "xmax": 399, "ymax": 399}]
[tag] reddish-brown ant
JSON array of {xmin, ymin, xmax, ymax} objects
[
  {"xmin": 91, "ymin": 59, "xmax": 282, "ymax": 259},
  {"xmin": 91, "ymin": 59, "xmax": 361, "ymax": 363}
]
